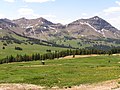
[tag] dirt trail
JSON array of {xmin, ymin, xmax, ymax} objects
[
  {"xmin": 62, "ymin": 54, "xmax": 120, "ymax": 59},
  {"xmin": 59, "ymin": 79, "xmax": 120, "ymax": 90},
  {"xmin": 0, "ymin": 83, "xmax": 45, "ymax": 90},
  {"xmin": 0, "ymin": 79, "xmax": 120, "ymax": 90},
  {"xmin": 62, "ymin": 54, "xmax": 99, "ymax": 59}
]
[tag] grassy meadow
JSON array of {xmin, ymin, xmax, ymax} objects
[
  {"xmin": 0, "ymin": 31, "xmax": 68, "ymax": 60},
  {"xmin": 0, "ymin": 55, "xmax": 119, "ymax": 87},
  {"xmin": 0, "ymin": 42, "xmax": 67, "ymax": 59}
]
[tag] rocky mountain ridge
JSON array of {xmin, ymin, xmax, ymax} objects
[
  {"xmin": 0, "ymin": 16, "xmax": 120, "ymax": 41},
  {"xmin": 66, "ymin": 16, "xmax": 120, "ymax": 39}
]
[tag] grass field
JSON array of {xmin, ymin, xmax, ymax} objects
[
  {"xmin": 54, "ymin": 38, "xmax": 120, "ymax": 49},
  {"xmin": 0, "ymin": 30, "xmax": 69, "ymax": 60},
  {"xmin": 0, "ymin": 42, "xmax": 67, "ymax": 59},
  {"xmin": 0, "ymin": 55, "xmax": 120, "ymax": 88}
]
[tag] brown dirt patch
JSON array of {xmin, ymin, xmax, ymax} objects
[
  {"xmin": 1, "ymin": 79, "xmax": 120, "ymax": 90},
  {"xmin": 62, "ymin": 54, "xmax": 120, "ymax": 59},
  {"xmin": 0, "ymin": 83, "xmax": 45, "ymax": 90},
  {"xmin": 58, "ymin": 78, "xmax": 120, "ymax": 90},
  {"xmin": 62, "ymin": 54, "xmax": 99, "ymax": 59}
]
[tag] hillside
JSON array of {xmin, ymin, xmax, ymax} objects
[{"xmin": 0, "ymin": 16, "xmax": 120, "ymax": 50}]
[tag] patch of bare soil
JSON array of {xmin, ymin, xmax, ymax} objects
[
  {"xmin": 1, "ymin": 79, "xmax": 120, "ymax": 90},
  {"xmin": 62, "ymin": 54, "xmax": 99, "ymax": 59},
  {"xmin": 0, "ymin": 83, "xmax": 45, "ymax": 90},
  {"xmin": 62, "ymin": 54, "xmax": 120, "ymax": 59},
  {"xmin": 113, "ymin": 54, "xmax": 120, "ymax": 56},
  {"xmin": 58, "ymin": 79, "xmax": 120, "ymax": 90}
]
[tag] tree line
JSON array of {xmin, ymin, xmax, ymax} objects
[{"xmin": 0, "ymin": 47, "xmax": 120, "ymax": 64}]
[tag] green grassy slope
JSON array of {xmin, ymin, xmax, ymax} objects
[
  {"xmin": 52, "ymin": 38, "xmax": 120, "ymax": 49},
  {"xmin": 0, "ymin": 55, "xmax": 119, "ymax": 87},
  {"xmin": 0, "ymin": 30, "xmax": 68, "ymax": 59},
  {"xmin": 0, "ymin": 42, "xmax": 67, "ymax": 59}
]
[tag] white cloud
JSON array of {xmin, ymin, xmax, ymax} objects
[
  {"xmin": 99, "ymin": 1, "xmax": 120, "ymax": 29},
  {"xmin": 81, "ymin": 13, "xmax": 87, "ymax": 16},
  {"xmin": 39, "ymin": 14, "xmax": 56, "ymax": 18},
  {"xmin": 18, "ymin": 8, "xmax": 40, "ymax": 18},
  {"xmin": 107, "ymin": 16, "xmax": 120, "ymax": 30},
  {"xmin": 116, "ymin": 1, "xmax": 120, "ymax": 6},
  {"xmin": 103, "ymin": 1, "xmax": 120, "ymax": 14},
  {"xmin": 103, "ymin": 7, "xmax": 120, "ymax": 13},
  {"xmin": 18, "ymin": 8, "xmax": 34, "ymax": 16},
  {"xmin": 4, "ymin": 0, "xmax": 15, "ymax": 2},
  {"xmin": 0, "ymin": 14, "xmax": 5, "ymax": 19},
  {"xmin": 23, "ymin": 0, "xmax": 55, "ymax": 3},
  {"xmin": 17, "ymin": 8, "xmax": 56, "ymax": 19}
]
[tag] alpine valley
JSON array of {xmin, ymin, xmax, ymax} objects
[{"xmin": 0, "ymin": 16, "xmax": 120, "ymax": 50}]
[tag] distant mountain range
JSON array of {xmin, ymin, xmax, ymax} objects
[
  {"xmin": 0, "ymin": 16, "xmax": 120, "ymax": 41},
  {"xmin": 0, "ymin": 16, "xmax": 120, "ymax": 49}
]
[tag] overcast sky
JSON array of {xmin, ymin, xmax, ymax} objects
[{"xmin": 0, "ymin": 0, "xmax": 120, "ymax": 29}]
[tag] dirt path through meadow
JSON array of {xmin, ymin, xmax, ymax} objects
[
  {"xmin": 62, "ymin": 54, "xmax": 99, "ymax": 59},
  {"xmin": 0, "ymin": 79, "xmax": 120, "ymax": 90}
]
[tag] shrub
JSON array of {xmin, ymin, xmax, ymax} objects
[
  {"xmin": 3, "ymin": 43, "xmax": 7, "ymax": 46},
  {"xmin": 2, "ymin": 47, "xmax": 5, "ymax": 49},
  {"xmin": 15, "ymin": 46, "xmax": 23, "ymax": 50}
]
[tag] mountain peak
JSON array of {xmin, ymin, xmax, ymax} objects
[
  {"xmin": 0, "ymin": 18, "xmax": 18, "ymax": 29},
  {"xmin": 18, "ymin": 17, "xmax": 28, "ymax": 20},
  {"xmin": 89, "ymin": 16, "xmax": 102, "ymax": 20},
  {"xmin": 36, "ymin": 17, "xmax": 46, "ymax": 20},
  {"xmin": 13, "ymin": 17, "xmax": 29, "ymax": 23},
  {"xmin": 35, "ymin": 17, "xmax": 54, "ymax": 25},
  {"xmin": 0, "ymin": 18, "xmax": 11, "ymax": 22},
  {"xmin": 20, "ymin": 17, "xmax": 27, "ymax": 19}
]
